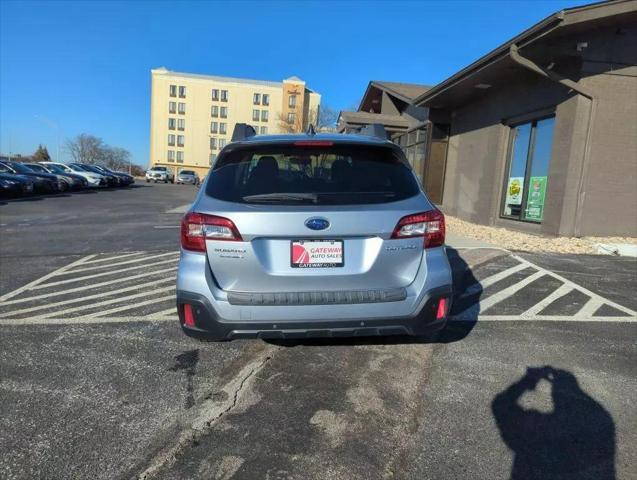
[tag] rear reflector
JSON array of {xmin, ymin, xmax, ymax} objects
[
  {"xmin": 293, "ymin": 140, "xmax": 334, "ymax": 147},
  {"xmin": 390, "ymin": 209, "xmax": 445, "ymax": 248},
  {"xmin": 180, "ymin": 212, "xmax": 242, "ymax": 252},
  {"xmin": 436, "ymin": 298, "xmax": 448, "ymax": 320},
  {"xmin": 183, "ymin": 304, "xmax": 195, "ymax": 327}
]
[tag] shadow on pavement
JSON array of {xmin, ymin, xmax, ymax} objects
[
  {"xmin": 492, "ymin": 366, "xmax": 616, "ymax": 480},
  {"xmin": 267, "ymin": 247, "xmax": 482, "ymax": 347}
]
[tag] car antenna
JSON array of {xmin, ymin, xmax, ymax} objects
[{"xmin": 306, "ymin": 124, "xmax": 316, "ymax": 136}]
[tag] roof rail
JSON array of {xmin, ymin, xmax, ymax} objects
[
  {"xmin": 231, "ymin": 123, "xmax": 257, "ymax": 142},
  {"xmin": 359, "ymin": 123, "xmax": 388, "ymax": 139}
]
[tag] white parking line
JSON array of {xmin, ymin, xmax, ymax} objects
[
  {"xmin": 0, "ymin": 254, "xmax": 95, "ymax": 302},
  {"xmin": 65, "ymin": 251, "xmax": 179, "ymax": 274},
  {"xmin": 0, "ymin": 316, "xmax": 176, "ymax": 326},
  {"xmin": 80, "ymin": 252, "xmax": 146, "ymax": 265},
  {"xmin": 32, "ymin": 258, "xmax": 177, "ymax": 289},
  {"xmin": 153, "ymin": 225, "xmax": 180, "ymax": 229},
  {"xmin": 39, "ymin": 286, "xmax": 175, "ymax": 319},
  {"xmin": 520, "ymin": 283, "xmax": 573, "ymax": 318},
  {"xmin": 149, "ymin": 306, "xmax": 178, "ymax": 318},
  {"xmin": 86, "ymin": 294, "xmax": 176, "ymax": 318},
  {"xmin": 458, "ymin": 271, "xmax": 545, "ymax": 318},
  {"xmin": 3, "ymin": 277, "xmax": 175, "ymax": 317},
  {"xmin": 0, "ymin": 266, "xmax": 177, "ymax": 306},
  {"xmin": 459, "ymin": 262, "xmax": 530, "ymax": 298},
  {"xmin": 511, "ymin": 254, "xmax": 636, "ymax": 317}
]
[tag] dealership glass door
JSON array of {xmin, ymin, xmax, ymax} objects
[{"xmin": 502, "ymin": 116, "xmax": 555, "ymax": 222}]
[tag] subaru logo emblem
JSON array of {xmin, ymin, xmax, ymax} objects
[{"xmin": 305, "ymin": 217, "xmax": 330, "ymax": 230}]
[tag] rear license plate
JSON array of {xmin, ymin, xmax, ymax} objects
[{"xmin": 291, "ymin": 240, "xmax": 344, "ymax": 268}]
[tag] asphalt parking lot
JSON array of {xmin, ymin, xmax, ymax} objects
[{"xmin": 1, "ymin": 183, "xmax": 635, "ymax": 480}]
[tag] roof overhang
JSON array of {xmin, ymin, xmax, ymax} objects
[{"xmin": 414, "ymin": 0, "xmax": 637, "ymax": 110}]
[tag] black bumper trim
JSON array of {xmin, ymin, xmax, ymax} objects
[{"xmin": 176, "ymin": 285, "xmax": 452, "ymax": 341}]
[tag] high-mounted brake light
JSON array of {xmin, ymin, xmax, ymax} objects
[
  {"xmin": 293, "ymin": 140, "xmax": 334, "ymax": 147},
  {"xmin": 180, "ymin": 212, "xmax": 242, "ymax": 252},
  {"xmin": 390, "ymin": 209, "xmax": 445, "ymax": 248}
]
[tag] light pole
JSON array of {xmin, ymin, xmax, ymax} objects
[{"xmin": 34, "ymin": 115, "xmax": 60, "ymax": 162}]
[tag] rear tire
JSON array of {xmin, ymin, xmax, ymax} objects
[{"xmin": 146, "ymin": 179, "xmax": 149, "ymax": 183}]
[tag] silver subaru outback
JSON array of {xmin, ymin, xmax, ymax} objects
[{"xmin": 176, "ymin": 124, "xmax": 453, "ymax": 341}]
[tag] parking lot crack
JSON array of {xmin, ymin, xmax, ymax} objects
[{"xmin": 134, "ymin": 345, "xmax": 279, "ymax": 480}]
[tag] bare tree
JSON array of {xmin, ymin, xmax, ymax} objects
[
  {"xmin": 64, "ymin": 133, "xmax": 135, "ymax": 173},
  {"xmin": 277, "ymin": 111, "xmax": 306, "ymax": 134},
  {"xmin": 65, "ymin": 134, "xmax": 104, "ymax": 164},
  {"xmin": 317, "ymin": 105, "xmax": 338, "ymax": 131}
]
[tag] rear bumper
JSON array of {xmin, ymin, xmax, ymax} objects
[{"xmin": 176, "ymin": 285, "xmax": 452, "ymax": 341}]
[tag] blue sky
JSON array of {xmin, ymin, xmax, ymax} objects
[{"xmin": 0, "ymin": 0, "xmax": 585, "ymax": 166}]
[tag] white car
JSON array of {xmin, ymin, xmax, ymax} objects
[
  {"xmin": 146, "ymin": 166, "xmax": 174, "ymax": 183},
  {"xmin": 40, "ymin": 162, "xmax": 107, "ymax": 188}
]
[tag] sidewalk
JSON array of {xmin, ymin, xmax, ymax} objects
[{"xmin": 445, "ymin": 233, "xmax": 501, "ymax": 250}]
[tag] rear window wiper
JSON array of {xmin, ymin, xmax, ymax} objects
[{"xmin": 242, "ymin": 193, "xmax": 318, "ymax": 203}]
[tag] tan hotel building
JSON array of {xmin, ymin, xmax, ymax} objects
[{"xmin": 149, "ymin": 67, "xmax": 321, "ymax": 178}]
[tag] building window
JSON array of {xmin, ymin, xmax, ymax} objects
[
  {"xmin": 210, "ymin": 153, "xmax": 217, "ymax": 165},
  {"xmin": 169, "ymin": 101, "xmax": 176, "ymax": 114},
  {"xmin": 288, "ymin": 95, "xmax": 296, "ymax": 108},
  {"xmin": 211, "ymin": 105, "xmax": 219, "ymax": 117},
  {"xmin": 168, "ymin": 134, "xmax": 175, "ymax": 146},
  {"xmin": 220, "ymin": 90, "xmax": 228, "ymax": 101},
  {"xmin": 210, "ymin": 121, "xmax": 218, "ymax": 133},
  {"xmin": 210, "ymin": 138, "xmax": 217, "ymax": 149},
  {"xmin": 179, "ymin": 86, "xmax": 186, "ymax": 98},
  {"xmin": 167, "ymin": 150, "xmax": 175, "ymax": 162},
  {"xmin": 502, "ymin": 116, "xmax": 555, "ymax": 223},
  {"xmin": 260, "ymin": 126, "xmax": 267, "ymax": 135},
  {"xmin": 219, "ymin": 122, "xmax": 227, "ymax": 134},
  {"xmin": 261, "ymin": 110, "xmax": 268, "ymax": 122},
  {"xmin": 219, "ymin": 138, "xmax": 227, "ymax": 149},
  {"xmin": 220, "ymin": 106, "xmax": 227, "ymax": 118},
  {"xmin": 253, "ymin": 93, "xmax": 261, "ymax": 105},
  {"xmin": 176, "ymin": 151, "xmax": 184, "ymax": 163},
  {"xmin": 178, "ymin": 102, "xmax": 186, "ymax": 114},
  {"xmin": 262, "ymin": 94, "xmax": 269, "ymax": 106},
  {"xmin": 252, "ymin": 109, "xmax": 260, "ymax": 121},
  {"xmin": 211, "ymin": 89, "xmax": 219, "ymax": 101},
  {"xmin": 169, "ymin": 85, "xmax": 177, "ymax": 97},
  {"xmin": 177, "ymin": 135, "xmax": 184, "ymax": 147},
  {"xmin": 177, "ymin": 118, "xmax": 185, "ymax": 131},
  {"xmin": 168, "ymin": 118, "xmax": 176, "ymax": 130},
  {"xmin": 287, "ymin": 112, "xmax": 296, "ymax": 124}
]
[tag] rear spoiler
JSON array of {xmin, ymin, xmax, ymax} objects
[{"xmin": 231, "ymin": 123, "xmax": 257, "ymax": 142}]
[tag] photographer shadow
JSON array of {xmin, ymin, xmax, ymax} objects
[{"xmin": 492, "ymin": 366, "xmax": 616, "ymax": 480}]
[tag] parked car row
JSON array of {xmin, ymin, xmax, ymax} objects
[{"xmin": 0, "ymin": 160, "xmax": 135, "ymax": 198}]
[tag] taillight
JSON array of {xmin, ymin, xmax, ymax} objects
[
  {"xmin": 391, "ymin": 209, "xmax": 445, "ymax": 248},
  {"xmin": 180, "ymin": 212, "xmax": 242, "ymax": 252}
]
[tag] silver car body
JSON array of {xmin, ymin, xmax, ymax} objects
[
  {"xmin": 41, "ymin": 162, "xmax": 106, "ymax": 187},
  {"xmin": 177, "ymin": 170, "xmax": 200, "ymax": 185},
  {"xmin": 176, "ymin": 132, "xmax": 453, "ymax": 340}
]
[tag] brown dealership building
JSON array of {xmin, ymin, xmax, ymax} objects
[{"xmin": 340, "ymin": 0, "xmax": 637, "ymax": 237}]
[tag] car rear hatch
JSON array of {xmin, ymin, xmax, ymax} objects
[{"xmin": 184, "ymin": 139, "xmax": 439, "ymax": 294}]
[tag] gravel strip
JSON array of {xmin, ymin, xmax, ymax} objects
[{"xmin": 446, "ymin": 215, "xmax": 637, "ymax": 255}]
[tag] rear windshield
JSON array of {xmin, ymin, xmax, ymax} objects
[
  {"xmin": 152, "ymin": 166, "xmax": 168, "ymax": 171},
  {"xmin": 205, "ymin": 144, "xmax": 419, "ymax": 205},
  {"xmin": 180, "ymin": 170, "xmax": 195, "ymax": 175}
]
